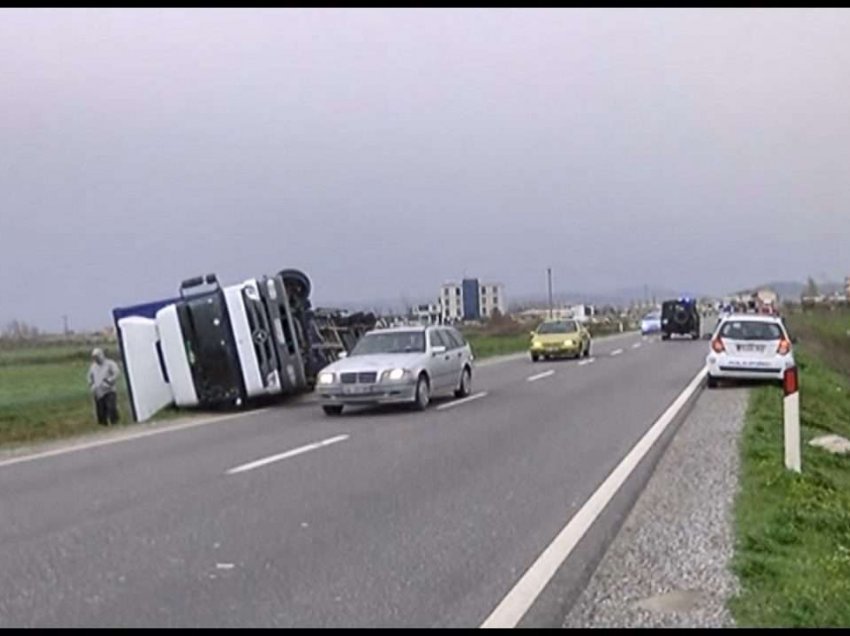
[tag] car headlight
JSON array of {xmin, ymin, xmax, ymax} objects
[
  {"xmin": 317, "ymin": 372, "xmax": 335, "ymax": 385},
  {"xmin": 381, "ymin": 368, "xmax": 409, "ymax": 382},
  {"xmin": 531, "ymin": 340, "xmax": 543, "ymax": 348},
  {"xmin": 564, "ymin": 339, "xmax": 574, "ymax": 346}
]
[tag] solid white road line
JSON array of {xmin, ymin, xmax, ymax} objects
[
  {"xmin": 578, "ymin": 358, "xmax": 596, "ymax": 366},
  {"xmin": 436, "ymin": 392, "xmax": 488, "ymax": 411},
  {"xmin": 226, "ymin": 434, "xmax": 349, "ymax": 475},
  {"xmin": 0, "ymin": 408, "xmax": 274, "ymax": 470},
  {"xmin": 527, "ymin": 370, "xmax": 555, "ymax": 382},
  {"xmin": 632, "ymin": 343, "xmax": 642, "ymax": 349},
  {"xmin": 480, "ymin": 365, "xmax": 708, "ymax": 628},
  {"xmin": 610, "ymin": 348, "xmax": 624, "ymax": 356}
]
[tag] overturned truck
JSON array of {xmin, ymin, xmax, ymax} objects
[{"xmin": 112, "ymin": 269, "xmax": 377, "ymax": 422}]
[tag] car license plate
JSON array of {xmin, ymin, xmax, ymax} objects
[
  {"xmin": 343, "ymin": 385, "xmax": 372, "ymax": 395},
  {"xmin": 738, "ymin": 344, "xmax": 764, "ymax": 352},
  {"xmin": 729, "ymin": 359, "xmax": 770, "ymax": 368}
]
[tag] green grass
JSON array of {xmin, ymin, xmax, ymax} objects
[
  {"xmin": 0, "ymin": 342, "xmax": 180, "ymax": 450},
  {"xmin": 463, "ymin": 333, "xmax": 530, "ymax": 359},
  {"xmin": 729, "ymin": 311, "xmax": 850, "ymax": 627}
]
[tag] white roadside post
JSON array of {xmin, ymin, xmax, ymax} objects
[{"xmin": 783, "ymin": 365, "xmax": 801, "ymax": 473}]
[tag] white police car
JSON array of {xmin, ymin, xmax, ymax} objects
[{"xmin": 706, "ymin": 314, "xmax": 794, "ymax": 388}]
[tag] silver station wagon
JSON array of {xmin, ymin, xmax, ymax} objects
[{"xmin": 315, "ymin": 325, "xmax": 475, "ymax": 415}]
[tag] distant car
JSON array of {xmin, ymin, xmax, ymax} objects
[
  {"xmin": 640, "ymin": 310, "xmax": 662, "ymax": 335},
  {"xmin": 661, "ymin": 298, "xmax": 701, "ymax": 340},
  {"xmin": 529, "ymin": 319, "xmax": 592, "ymax": 362},
  {"xmin": 706, "ymin": 314, "xmax": 795, "ymax": 388},
  {"xmin": 315, "ymin": 325, "xmax": 474, "ymax": 415}
]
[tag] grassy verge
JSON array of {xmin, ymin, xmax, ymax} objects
[
  {"xmin": 0, "ymin": 342, "xmax": 180, "ymax": 450},
  {"xmin": 729, "ymin": 311, "xmax": 850, "ymax": 627},
  {"xmin": 463, "ymin": 333, "xmax": 530, "ymax": 359}
]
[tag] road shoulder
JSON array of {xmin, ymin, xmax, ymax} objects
[{"xmin": 562, "ymin": 386, "xmax": 747, "ymax": 628}]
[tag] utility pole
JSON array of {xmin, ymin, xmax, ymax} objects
[
  {"xmin": 547, "ymin": 268, "xmax": 553, "ymax": 319},
  {"xmin": 62, "ymin": 314, "xmax": 69, "ymax": 336}
]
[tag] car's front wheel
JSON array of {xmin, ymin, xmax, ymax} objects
[
  {"xmin": 455, "ymin": 367, "xmax": 472, "ymax": 398},
  {"xmin": 531, "ymin": 353, "xmax": 539, "ymax": 362},
  {"xmin": 707, "ymin": 375, "xmax": 719, "ymax": 389},
  {"xmin": 413, "ymin": 374, "xmax": 431, "ymax": 411},
  {"xmin": 323, "ymin": 405, "xmax": 344, "ymax": 416}
]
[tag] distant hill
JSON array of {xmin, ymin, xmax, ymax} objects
[
  {"xmin": 508, "ymin": 285, "xmax": 708, "ymax": 310},
  {"xmin": 740, "ymin": 280, "xmax": 845, "ymax": 300}
]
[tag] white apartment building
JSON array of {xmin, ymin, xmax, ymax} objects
[
  {"xmin": 439, "ymin": 283, "xmax": 464, "ymax": 322},
  {"xmin": 478, "ymin": 282, "xmax": 506, "ymax": 318},
  {"xmin": 438, "ymin": 279, "xmax": 506, "ymax": 322},
  {"xmin": 411, "ymin": 303, "xmax": 443, "ymax": 326}
]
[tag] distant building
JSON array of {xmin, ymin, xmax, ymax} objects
[
  {"xmin": 410, "ymin": 303, "xmax": 442, "ymax": 326},
  {"xmin": 517, "ymin": 307, "xmax": 572, "ymax": 322},
  {"xmin": 439, "ymin": 279, "xmax": 505, "ymax": 323},
  {"xmin": 478, "ymin": 282, "xmax": 506, "ymax": 319},
  {"xmin": 440, "ymin": 283, "xmax": 464, "ymax": 322},
  {"xmin": 755, "ymin": 288, "xmax": 779, "ymax": 306},
  {"xmin": 569, "ymin": 304, "xmax": 595, "ymax": 323},
  {"xmin": 845, "ymin": 276, "xmax": 850, "ymax": 301},
  {"xmin": 516, "ymin": 304, "xmax": 595, "ymax": 324}
]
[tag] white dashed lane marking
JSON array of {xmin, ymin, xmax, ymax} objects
[
  {"xmin": 610, "ymin": 349, "xmax": 624, "ymax": 357},
  {"xmin": 527, "ymin": 370, "xmax": 555, "ymax": 382},
  {"xmin": 437, "ymin": 392, "xmax": 488, "ymax": 411},
  {"xmin": 226, "ymin": 434, "xmax": 349, "ymax": 475}
]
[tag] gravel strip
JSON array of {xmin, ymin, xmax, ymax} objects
[{"xmin": 562, "ymin": 386, "xmax": 748, "ymax": 628}]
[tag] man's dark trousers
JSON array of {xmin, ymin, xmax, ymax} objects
[{"xmin": 95, "ymin": 392, "xmax": 119, "ymax": 425}]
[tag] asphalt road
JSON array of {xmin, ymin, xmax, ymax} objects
[{"xmin": 0, "ymin": 331, "xmax": 708, "ymax": 627}]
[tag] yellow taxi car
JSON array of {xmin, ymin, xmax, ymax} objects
[{"xmin": 529, "ymin": 319, "xmax": 592, "ymax": 362}]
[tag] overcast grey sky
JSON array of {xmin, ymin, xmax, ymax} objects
[{"xmin": 2, "ymin": 8, "xmax": 850, "ymax": 331}]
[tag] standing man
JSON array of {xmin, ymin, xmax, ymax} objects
[{"xmin": 88, "ymin": 348, "xmax": 120, "ymax": 425}]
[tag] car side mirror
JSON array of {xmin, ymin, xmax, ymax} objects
[
  {"xmin": 338, "ymin": 351, "xmax": 348, "ymax": 359},
  {"xmin": 432, "ymin": 345, "xmax": 447, "ymax": 355},
  {"xmin": 529, "ymin": 331, "xmax": 537, "ymax": 338}
]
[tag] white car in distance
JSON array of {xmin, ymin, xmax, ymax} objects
[{"xmin": 706, "ymin": 314, "xmax": 795, "ymax": 388}]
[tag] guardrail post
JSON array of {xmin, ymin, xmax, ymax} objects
[{"xmin": 783, "ymin": 366, "xmax": 801, "ymax": 473}]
